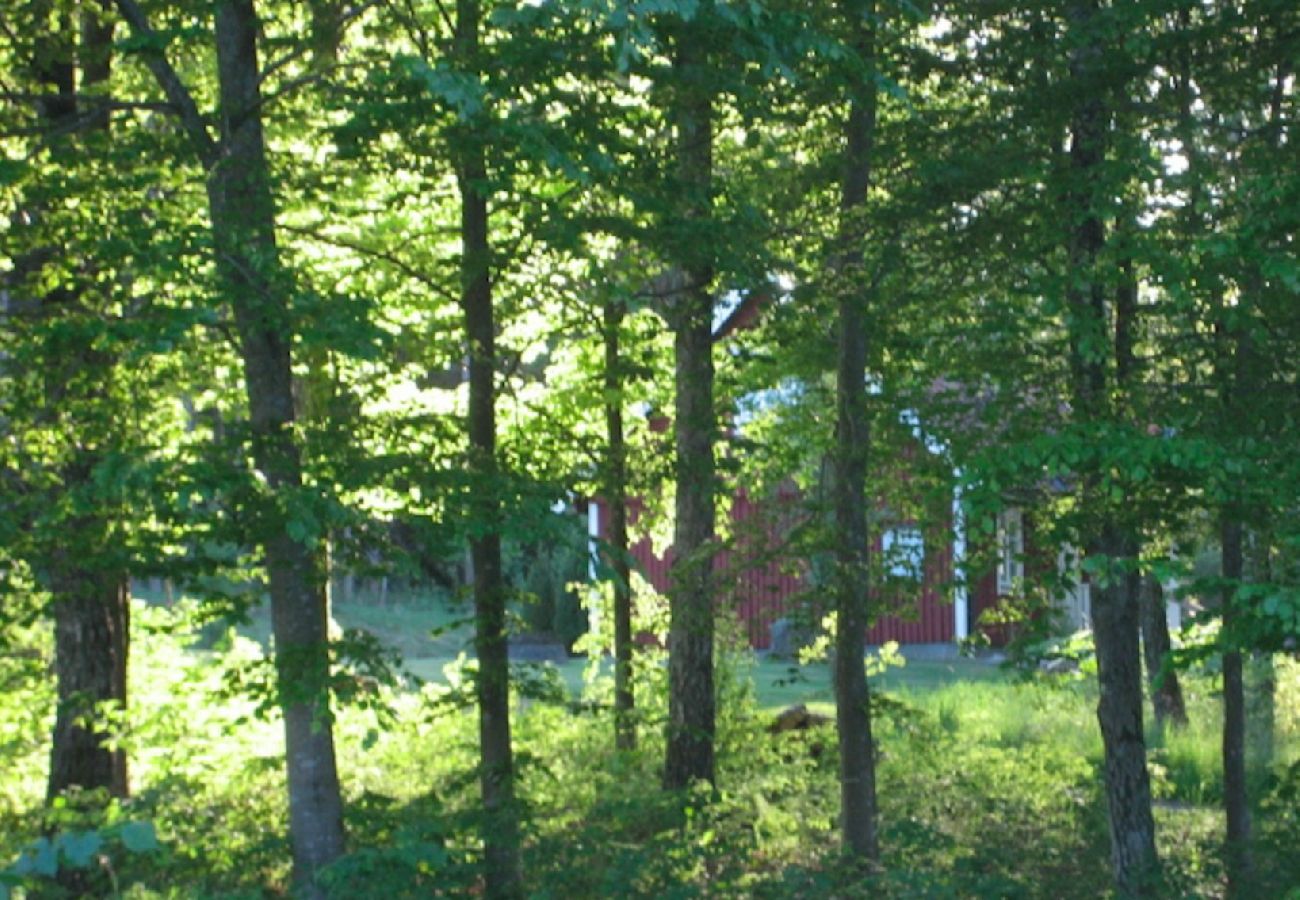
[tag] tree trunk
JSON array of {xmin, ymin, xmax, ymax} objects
[
  {"xmin": 207, "ymin": 1, "xmax": 345, "ymax": 892},
  {"xmin": 48, "ymin": 564, "xmax": 129, "ymax": 801},
  {"xmin": 832, "ymin": 0, "xmax": 880, "ymax": 865},
  {"xmin": 1140, "ymin": 576, "xmax": 1187, "ymax": 729},
  {"xmin": 34, "ymin": 2, "xmax": 130, "ymax": 805},
  {"xmin": 1220, "ymin": 515, "xmax": 1253, "ymax": 890},
  {"xmin": 455, "ymin": 2, "xmax": 521, "ymax": 894},
  {"xmin": 604, "ymin": 298, "xmax": 636, "ymax": 752},
  {"xmin": 1089, "ymin": 530, "xmax": 1158, "ymax": 894},
  {"xmin": 1065, "ymin": 2, "xmax": 1158, "ymax": 891},
  {"xmin": 663, "ymin": 20, "xmax": 717, "ymax": 791}
]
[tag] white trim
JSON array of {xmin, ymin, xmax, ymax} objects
[
  {"xmin": 996, "ymin": 507, "xmax": 1024, "ymax": 593},
  {"xmin": 1056, "ymin": 543, "xmax": 1090, "ymax": 631},
  {"xmin": 952, "ymin": 471, "xmax": 968, "ymax": 641},
  {"xmin": 587, "ymin": 501, "xmax": 600, "ymax": 638}
]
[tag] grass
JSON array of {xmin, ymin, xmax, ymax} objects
[
  {"xmin": 749, "ymin": 656, "xmax": 1008, "ymax": 711},
  {"xmin": 3, "ymin": 595, "xmax": 1298, "ymax": 898}
]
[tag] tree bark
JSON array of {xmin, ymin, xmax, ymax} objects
[
  {"xmin": 663, "ymin": 19, "xmax": 717, "ymax": 791},
  {"xmin": 832, "ymin": 0, "xmax": 880, "ymax": 865},
  {"xmin": 48, "ymin": 560, "xmax": 129, "ymax": 801},
  {"xmin": 1139, "ymin": 576, "xmax": 1187, "ymax": 729},
  {"xmin": 1088, "ymin": 530, "xmax": 1158, "ymax": 894},
  {"xmin": 603, "ymin": 298, "xmax": 636, "ymax": 752},
  {"xmin": 1220, "ymin": 515, "xmax": 1252, "ymax": 890},
  {"xmin": 1065, "ymin": 2, "xmax": 1158, "ymax": 892},
  {"xmin": 207, "ymin": 1, "xmax": 346, "ymax": 892},
  {"xmin": 455, "ymin": 1, "xmax": 522, "ymax": 893}
]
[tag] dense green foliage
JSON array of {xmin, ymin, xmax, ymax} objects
[{"xmin": 2, "ymin": 0, "xmax": 1298, "ymax": 894}]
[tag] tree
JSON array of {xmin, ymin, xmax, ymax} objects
[
  {"xmin": 111, "ymin": 0, "xmax": 347, "ymax": 890},
  {"xmin": 1, "ymin": 0, "xmax": 131, "ymax": 804},
  {"xmin": 830, "ymin": 0, "xmax": 881, "ymax": 865},
  {"xmin": 1061, "ymin": 3, "xmax": 1159, "ymax": 889},
  {"xmin": 603, "ymin": 294, "xmax": 637, "ymax": 751},
  {"xmin": 451, "ymin": 0, "xmax": 523, "ymax": 891},
  {"xmin": 1140, "ymin": 576, "xmax": 1187, "ymax": 730},
  {"xmin": 661, "ymin": 7, "xmax": 719, "ymax": 793}
]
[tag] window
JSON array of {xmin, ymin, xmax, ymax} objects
[
  {"xmin": 996, "ymin": 508, "xmax": 1024, "ymax": 593},
  {"xmin": 882, "ymin": 527, "xmax": 925, "ymax": 579}
]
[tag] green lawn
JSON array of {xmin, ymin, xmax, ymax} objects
[
  {"xmin": 153, "ymin": 593, "xmax": 1012, "ymax": 711},
  {"xmin": 402, "ymin": 652, "xmax": 1009, "ymax": 711},
  {"xmin": 748, "ymin": 656, "xmax": 1009, "ymax": 710}
]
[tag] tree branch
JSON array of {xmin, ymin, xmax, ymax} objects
[
  {"xmin": 258, "ymin": 0, "xmax": 384, "ymax": 86},
  {"xmin": 111, "ymin": 0, "xmax": 218, "ymax": 166},
  {"xmin": 0, "ymin": 90, "xmax": 177, "ymax": 113},
  {"xmin": 278, "ymin": 222, "xmax": 459, "ymax": 304}
]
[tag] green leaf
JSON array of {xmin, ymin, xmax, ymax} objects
[
  {"xmin": 59, "ymin": 831, "xmax": 102, "ymax": 869},
  {"xmin": 119, "ymin": 821, "xmax": 160, "ymax": 854},
  {"xmin": 14, "ymin": 838, "xmax": 58, "ymax": 878}
]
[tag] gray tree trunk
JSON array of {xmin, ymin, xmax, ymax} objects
[
  {"xmin": 663, "ymin": 19, "xmax": 717, "ymax": 791},
  {"xmin": 1066, "ymin": 2, "xmax": 1158, "ymax": 892},
  {"xmin": 1088, "ymin": 530, "xmax": 1158, "ymax": 894},
  {"xmin": 604, "ymin": 299, "xmax": 636, "ymax": 752},
  {"xmin": 455, "ymin": 1, "xmax": 522, "ymax": 894},
  {"xmin": 110, "ymin": 0, "xmax": 351, "ymax": 890},
  {"xmin": 1220, "ymin": 516, "xmax": 1253, "ymax": 890},
  {"xmin": 832, "ymin": 0, "xmax": 880, "ymax": 866},
  {"xmin": 1139, "ymin": 577, "xmax": 1187, "ymax": 729},
  {"xmin": 29, "ymin": 3, "xmax": 131, "ymax": 806}
]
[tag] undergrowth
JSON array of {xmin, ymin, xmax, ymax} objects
[{"xmin": 1, "ymin": 601, "xmax": 1298, "ymax": 898}]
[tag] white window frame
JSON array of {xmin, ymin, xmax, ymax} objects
[
  {"xmin": 882, "ymin": 526, "xmax": 925, "ymax": 580},
  {"xmin": 996, "ymin": 508, "xmax": 1024, "ymax": 593}
]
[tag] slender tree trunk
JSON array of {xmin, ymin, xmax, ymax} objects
[
  {"xmin": 1115, "ymin": 234, "xmax": 1187, "ymax": 734},
  {"xmin": 1140, "ymin": 576, "xmax": 1187, "ymax": 729},
  {"xmin": 663, "ymin": 20, "xmax": 717, "ymax": 791},
  {"xmin": 832, "ymin": 0, "xmax": 880, "ymax": 865},
  {"xmin": 1220, "ymin": 515, "xmax": 1252, "ymax": 890},
  {"xmin": 455, "ymin": 2, "xmax": 521, "ymax": 893},
  {"xmin": 604, "ymin": 299, "xmax": 636, "ymax": 752},
  {"xmin": 207, "ymin": 1, "xmax": 346, "ymax": 892},
  {"xmin": 1065, "ymin": 2, "xmax": 1157, "ymax": 892}
]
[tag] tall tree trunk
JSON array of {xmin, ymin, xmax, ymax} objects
[
  {"xmin": 1066, "ymin": 2, "xmax": 1158, "ymax": 892},
  {"xmin": 455, "ymin": 2, "xmax": 521, "ymax": 893},
  {"xmin": 663, "ymin": 19, "xmax": 717, "ymax": 791},
  {"xmin": 604, "ymin": 298, "xmax": 636, "ymax": 752},
  {"xmin": 1140, "ymin": 576, "xmax": 1187, "ymax": 729},
  {"xmin": 112, "ymin": 0, "xmax": 348, "ymax": 890},
  {"xmin": 1220, "ymin": 515, "xmax": 1252, "ymax": 890},
  {"xmin": 207, "ymin": 1, "xmax": 346, "ymax": 891},
  {"xmin": 1114, "ymin": 232, "xmax": 1187, "ymax": 733},
  {"xmin": 33, "ymin": 3, "xmax": 131, "ymax": 804},
  {"xmin": 832, "ymin": 0, "xmax": 880, "ymax": 865}
]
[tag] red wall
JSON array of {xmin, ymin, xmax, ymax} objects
[{"xmin": 592, "ymin": 490, "xmax": 960, "ymax": 649}]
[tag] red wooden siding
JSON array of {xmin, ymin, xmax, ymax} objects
[
  {"xmin": 864, "ymin": 531, "xmax": 955, "ymax": 645},
  {"xmin": 592, "ymin": 490, "xmax": 963, "ymax": 649}
]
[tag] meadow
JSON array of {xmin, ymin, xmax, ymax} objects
[{"xmin": 2, "ymin": 595, "xmax": 1298, "ymax": 898}]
